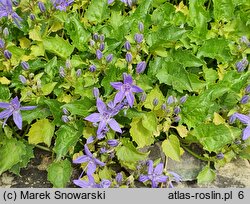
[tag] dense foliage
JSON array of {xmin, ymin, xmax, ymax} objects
[{"xmin": 0, "ymin": 0, "xmax": 250, "ymax": 188}]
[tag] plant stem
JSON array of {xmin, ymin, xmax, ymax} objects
[
  {"xmin": 181, "ymin": 144, "xmax": 210, "ymax": 162},
  {"xmin": 35, "ymin": 144, "xmax": 52, "ymax": 152}
]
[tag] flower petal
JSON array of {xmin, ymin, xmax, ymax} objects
[
  {"xmin": 155, "ymin": 175, "xmax": 168, "ymax": 183},
  {"xmin": 126, "ymin": 91, "xmax": 134, "ymax": 107},
  {"xmin": 154, "ymin": 163, "xmax": 164, "ymax": 175},
  {"xmin": 96, "ymin": 98, "xmax": 107, "ymax": 114},
  {"xmin": 85, "ymin": 113, "xmax": 101, "ymax": 123},
  {"xmin": 242, "ymin": 125, "xmax": 250, "ymax": 140},
  {"xmin": 94, "ymin": 158, "xmax": 105, "ymax": 167},
  {"xmin": 97, "ymin": 120, "xmax": 107, "ymax": 135},
  {"xmin": 235, "ymin": 113, "xmax": 250, "ymax": 125},
  {"xmin": 84, "ymin": 144, "xmax": 93, "ymax": 157},
  {"xmin": 139, "ymin": 175, "xmax": 149, "ymax": 182},
  {"xmin": 147, "ymin": 160, "xmax": 154, "ymax": 175},
  {"xmin": 108, "ymin": 118, "xmax": 122, "ymax": 133},
  {"xmin": 10, "ymin": 96, "xmax": 20, "ymax": 108},
  {"xmin": 0, "ymin": 102, "xmax": 10, "ymax": 109},
  {"xmin": 110, "ymin": 82, "xmax": 123, "ymax": 90},
  {"xmin": 13, "ymin": 111, "xmax": 22, "ymax": 129},
  {"xmin": 73, "ymin": 179, "xmax": 91, "ymax": 188},
  {"xmin": 20, "ymin": 106, "xmax": 37, "ymax": 111},
  {"xmin": 131, "ymin": 85, "xmax": 143, "ymax": 93},
  {"xmin": 168, "ymin": 171, "xmax": 182, "ymax": 182},
  {"xmin": 123, "ymin": 73, "xmax": 133, "ymax": 84},
  {"xmin": 114, "ymin": 91, "xmax": 125, "ymax": 105},
  {"xmin": 87, "ymin": 161, "xmax": 97, "ymax": 175},
  {"xmin": 73, "ymin": 155, "xmax": 90, "ymax": 164},
  {"xmin": 0, "ymin": 109, "xmax": 12, "ymax": 119}
]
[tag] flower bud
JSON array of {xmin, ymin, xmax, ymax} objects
[
  {"xmin": 100, "ymin": 147, "xmax": 107, "ymax": 154},
  {"xmin": 89, "ymin": 39, "xmax": 95, "ymax": 47},
  {"xmin": 108, "ymin": 0, "xmax": 115, "ymax": 5},
  {"xmin": 140, "ymin": 92, "xmax": 146, "ymax": 102},
  {"xmin": 61, "ymin": 115, "xmax": 70, "ymax": 123},
  {"xmin": 125, "ymin": 52, "xmax": 132, "ymax": 63},
  {"xmin": 216, "ymin": 153, "xmax": 224, "ymax": 159},
  {"xmin": 100, "ymin": 34, "xmax": 105, "ymax": 42},
  {"xmin": 86, "ymin": 136, "xmax": 95, "ymax": 144},
  {"xmin": 3, "ymin": 27, "xmax": 9, "ymax": 38},
  {"xmin": 167, "ymin": 96, "xmax": 175, "ymax": 105},
  {"xmin": 38, "ymin": 1, "xmax": 46, "ymax": 13},
  {"xmin": 30, "ymin": 14, "xmax": 36, "ymax": 21},
  {"xmin": 236, "ymin": 57, "xmax": 248, "ymax": 72},
  {"xmin": 92, "ymin": 87, "xmax": 99, "ymax": 98},
  {"xmin": 99, "ymin": 43, "xmax": 105, "ymax": 51},
  {"xmin": 245, "ymin": 85, "xmax": 250, "ymax": 94},
  {"xmin": 76, "ymin": 69, "xmax": 82, "ymax": 77},
  {"xmin": 136, "ymin": 61, "xmax": 146, "ymax": 74},
  {"xmin": 138, "ymin": 22, "xmax": 144, "ymax": 32},
  {"xmin": 13, "ymin": 0, "xmax": 19, "ymax": 6},
  {"xmin": 65, "ymin": 59, "xmax": 71, "ymax": 69},
  {"xmin": 59, "ymin": 66, "xmax": 65, "ymax": 77},
  {"xmin": 134, "ymin": 33, "xmax": 143, "ymax": 43},
  {"xmin": 229, "ymin": 114, "xmax": 236, "ymax": 123},
  {"xmin": 240, "ymin": 95, "xmax": 249, "ymax": 104},
  {"xmin": 93, "ymin": 33, "xmax": 99, "ymax": 41},
  {"xmin": 0, "ymin": 39, "xmax": 5, "ymax": 49},
  {"xmin": 62, "ymin": 108, "xmax": 70, "ymax": 115},
  {"xmin": 4, "ymin": 50, "xmax": 12, "ymax": 59},
  {"xmin": 124, "ymin": 41, "xmax": 131, "ymax": 51},
  {"xmin": 21, "ymin": 61, "xmax": 29, "ymax": 70},
  {"xmin": 161, "ymin": 103, "xmax": 167, "ymax": 111},
  {"xmin": 180, "ymin": 95, "xmax": 187, "ymax": 104},
  {"xmin": 89, "ymin": 65, "xmax": 96, "ymax": 72},
  {"xmin": 96, "ymin": 49, "xmax": 103, "ymax": 60},
  {"xmin": 173, "ymin": 116, "xmax": 180, "ymax": 122},
  {"xmin": 153, "ymin": 98, "xmax": 159, "ymax": 106},
  {"xmin": 174, "ymin": 106, "xmax": 181, "ymax": 114},
  {"xmin": 106, "ymin": 54, "xmax": 113, "ymax": 63},
  {"xmin": 19, "ymin": 75, "xmax": 27, "ymax": 84},
  {"xmin": 115, "ymin": 173, "xmax": 123, "ymax": 184},
  {"xmin": 107, "ymin": 139, "xmax": 119, "ymax": 147},
  {"xmin": 240, "ymin": 36, "xmax": 249, "ymax": 44}
]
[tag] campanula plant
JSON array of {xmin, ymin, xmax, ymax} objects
[{"xmin": 0, "ymin": 0, "xmax": 250, "ymax": 188}]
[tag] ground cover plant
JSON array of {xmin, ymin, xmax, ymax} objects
[{"xmin": 0, "ymin": 0, "xmax": 250, "ymax": 188}]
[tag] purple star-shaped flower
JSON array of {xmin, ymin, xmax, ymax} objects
[
  {"xmin": 73, "ymin": 144, "xmax": 105, "ymax": 175},
  {"xmin": 0, "ymin": 96, "xmax": 36, "ymax": 129},
  {"xmin": 139, "ymin": 160, "xmax": 168, "ymax": 188},
  {"xmin": 230, "ymin": 113, "xmax": 250, "ymax": 140},
  {"xmin": 0, "ymin": 0, "xmax": 22, "ymax": 27},
  {"xmin": 51, "ymin": 0, "xmax": 74, "ymax": 11},
  {"xmin": 110, "ymin": 73, "xmax": 143, "ymax": 107},
  {"xmin": 73, "ymin": 174, "xmax": 111, "ymax": 188},
  {"xmin": 85, "ymin": 98, "xmax": 122, "ymax": 139}
]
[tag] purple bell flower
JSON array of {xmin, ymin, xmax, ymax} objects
[
  {"xmin": 125, "ymin": 52, "xmax": 132, "ymax": 63},
  {"xmin": 106, "ymin": 54, "xmax": 113, "ymax": 63},
  {"xmin": 107, "ymin": 139, "xmax": 119, "ymax": 147},
  {"xmin": 136, "ymin": 61, "xmax": 146, "ymax": 74},
  {"xmin": 124, "ymin": 41, "xmax": 131, "ymax": 51},
  {"xmin": 230, "ymin": 112, "xmax": 250, "ymax": 140},
  {"xmin": 38, "ymin": 1, "xmax": 46, "ymax": 12},
  {"xmin": 21, "ymin": 61, "xmax": 29, "ymax": 70},
  {"xmin": 89, "ymin": 65, "xmax": 96, "ymax": 72},
  {"xmin": 134, "ymin": 33, "xmax": 143, "ymax": 43},
  {"xmin": 96, "ymin": 49, "xmax": 103, "ymax": 60}
]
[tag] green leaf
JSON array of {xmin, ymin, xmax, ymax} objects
[
  {"xmin": 85, "ymin": 0, "xmax": 109, "ymax": 24},
  {"xmin": 197, "ymin": 166, "xmax": 216, "ymax": 185},
  {"xmin": 0, "ymin": 138, "xmax": 26, "ymax": 175},
  {"xmin": 44, "ymin": 57, "xmax": 58, "ymax": 78},
  {"xmin": 43, "ymin": 35, "xmax": 74, "ymax": 59},
  {"xmin": 65, "ymin": 15, "xmax": 90, "ymax": 52},
  {"xmin": 54, "ymin": 124, "xmax": 83, "ymax": 159},
  {"xmin": 130, "ymin": 117, "xmax": 154, "ymax": 148},
  {"xmin": 47, "ymin": 159, "xmax": 72, "ymax": 188},
  {"xmin": 0, "ymin": 84, "xmax": 11, "ymax": 100},
  {"xmin": 116, "ymin": 138, "xmax": 149, "ymax": 163},
  {"xmin": 172, "ymin": 49, "xmax": 204, "ymax": 67},
  {"xmin": 27, "ymin": 119, "xmax": 55, "ymax": 147},
  {"xmin": 143, "ymin": 85, "xmax": 165, "ymax": 110},
  {"xmin": 41, "ymin": 82, "xmax": 57, "ymax": 96},
  {"xmin": 22, "ymin": 106, "xmax": 51, "ymax": 124},
  {"xmin": 61, "ymin": 97, "xmax": 95, "ymax": 117},
  {"xmin": 197, "ymin": 38, "xmax": 231, "ymax": 62},
  {"xmin": 151, "ymin": 2, "xmax": 175, "ymax": 24},
  {"xmin": 99, "ymin": 166, "xmax": 112, "ymax": 180},
  {"xmin": 44, "ymin": 99, "xmax": 64, "ymax": 125},
  {"xmin": 162, "ymin": 135, "xmax": 181, "ymax": 161},
  {"xmin": 10, "ymin": 143, "xmax": 34, "ymax": 176},
  {"xmin": 156, "ymin": 61, "xmax": 192, "ymax": 92},
  {"xmin": 193, "ymin": 124, "xmax": 241, "ymax": 152},
  {"xmin": 212, "ymin": 0, "xmax": 234, "ymax": 22},
  {"xmin": 141, "ymin": 112, "xmax": 157, "ymax": 132},
  {"xmin": 203, "ymin": 67, "xmax": 218, "ymax": 84}
]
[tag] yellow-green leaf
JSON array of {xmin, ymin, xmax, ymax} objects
[
  {"xmin": 41, "ymin": 82, "xmax": 57, "ymax": 96},
  {"xmin": 176, "ymin": 125, "xmax": 189, "ymax": 138},
  {"xmin": 197, "ymin": 165, "xmax": 216, "ymax": 185},
  {"xmin": 27, "ymin": 119, "xmax": 55, "ymax": 147},
  {"xmin": 0, "ymin": 77, "xmax": 11, "ymax": 85},
  {"xmin": 162, "ymin": 135, "xmax": 181, "ymax": 161},
  {"xmin": 143, "ymin": 85, "xmax": 165, "ymax": 110}
]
